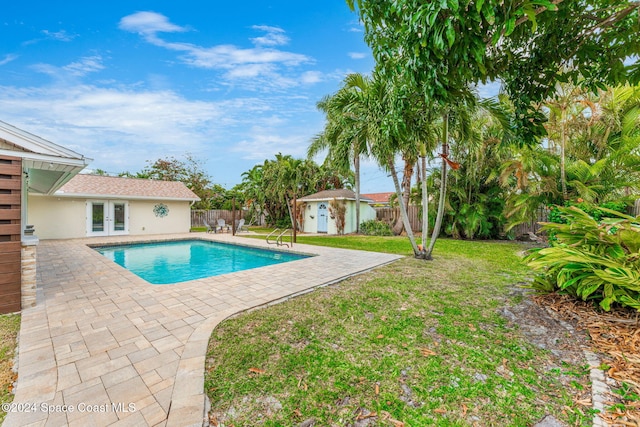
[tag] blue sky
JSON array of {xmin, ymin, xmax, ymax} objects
[{"xmin": 1, "ymin": 1, "xmax": 416, "ymax": 192}]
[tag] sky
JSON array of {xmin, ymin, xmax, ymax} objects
[{"xmin": 1, "ymin": 1, "xmax": 409, "ymax": 193}]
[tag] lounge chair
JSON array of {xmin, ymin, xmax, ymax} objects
[
  {"xmin": 203, "ymin": 220, "xmax": 214, "ymax": 233},
  {"xmin": 216, "ymin": 218, "xmax": 229, "ymax": 233}
]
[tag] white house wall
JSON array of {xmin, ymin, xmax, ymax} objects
[
  {"xmin": 302, "ymin": 202, "xmax": 318, "ymax": 234},
  {"xmin": 129, "ymin": 200, "xmax": 192, "ymax": 235},
  {"xmin": 28, "ymin": 196, "xmax": 86, "ymax": 239},
  {"xmin": 28, "ymin": 195, "xmax": 192, "ymax": 239}
]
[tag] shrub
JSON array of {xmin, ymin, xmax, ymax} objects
[
  {"xmin": 548, "ymin": 200, "xmax": 628, "ymax": 224},
  {"xmin": 525, "ymin": 206, "xmax": 640, "ymax": 311},
  {"xmin": 359, "ymin": 220, "xmax": 393, "ymax": 236}
]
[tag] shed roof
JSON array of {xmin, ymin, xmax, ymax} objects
[
  {"xmin": 299, "ymin": 189, "xmax": 373, "ymax": 202},
  {"xmin": 55, "ymin": 174, "xmax": 200, "ymax": 201}
]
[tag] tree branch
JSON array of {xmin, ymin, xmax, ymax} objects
[{"xmin": 513, "ymin": 0, "xmax": 565, "ymax": 28}]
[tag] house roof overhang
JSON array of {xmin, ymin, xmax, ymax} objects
[{"xmin": 0, "ymin": 121, "xmax": 91, "ymax": 195}]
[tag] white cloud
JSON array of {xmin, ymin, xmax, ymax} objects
[
  {"xmin": 118, "ymin": 11, "xmax": 187, "ymax": 37},
  {"xmin": 32, "ymin": 55, "xmax": 105, "ymax": 79},
  {"xmin": 0, "ymin": 81, "xmax": 319, "ymax": 179},
  {"xmin": 41, "ymin": 29, "xmax": 77, "ymax": 42},
  {"xmin": 231, "ymin": 129, "xmax": 309, "ymax": 160},
  {"xmin": 300, "ymin": 71, "xmax": 323, "ymax": 84},
  {"xmin": 63, "ymin": 56, "xmax": 105, "ymax": 76},
  {"xmin": 0, "ymin": 54, "xmax": 18, "ymax": 66},
  {"xmin": 250, "ymin": 25, "xmax": 289, "ymax": 46},
  {"xmin": 0, "ymin": 84, "xmax": 233, "ymax": 172},
  {"xmin": 118, "ymin": 12, "xmax": 313, "ymax": 87},
  {"xmin": 181, "ymin": 44, "xmax": 309, "ymax": 69},
  {"xmin": 348, "ymin": 52, "xmax": 367, "ymax": 59}
]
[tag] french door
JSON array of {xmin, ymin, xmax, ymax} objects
[{"xmin": 87, "ymin": 200, "xmax": 129, "ymax": 236}]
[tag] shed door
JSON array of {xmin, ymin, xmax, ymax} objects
[{"xmin": 317, "ymin": 202, "xmax": 328, "ymax": 233}]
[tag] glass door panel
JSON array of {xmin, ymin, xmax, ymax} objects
[
  {"xmin": 113, "ymin": 203, "xmax": 126, "ymax": 232},
  {"xmin": 87, "ymin": 200, "xmax": 128, "ymax": 236},
  {"xmin": 92, "ymin": 202, "xmax": 105, "ymax": 233}
]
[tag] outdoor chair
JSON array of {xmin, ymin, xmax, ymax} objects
[
  {"xmin": 236, "ymin": 218, "xmax": 248, "ymax": 232},
  {"xmin": 216, "ymin": 218, "xmax": 229, "ymax": 233},
  {"xmin": 203, "ymin": 220, "xmax": 214, "ymax": 233}
]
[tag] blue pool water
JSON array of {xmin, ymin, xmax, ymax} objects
[{"xmin": 95, "ymin": 240, "xmax": 308, "ymax": 284}]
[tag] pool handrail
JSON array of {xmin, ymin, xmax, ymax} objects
[
  {"xmin": 266, "ymin": 228, "xmax": 291, "ymax": 247},
  {"xmin": 266, "ymin": 228, "xmax": 280, "ymax": 245}
]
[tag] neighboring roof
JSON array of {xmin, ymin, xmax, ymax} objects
[
  {"xmin": 361, "ymin": 192, "xmax": 394, "ymax": 204},
  {"xmin": 0, "ymin": 120, "xmax": 91, "ymax": 195},
  {"xmin": 55, "ymin": 174, "xmax": 200, "ymax": 201},
  {"xmin": 299, "ymin": 189, "xmax": 373, "ymax": 202}
]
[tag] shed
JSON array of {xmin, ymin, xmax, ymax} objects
[
  {"xmin": 298, "ymin": 189, "xmax": 376, "ymax": 234},
  {"xmin": 28, "ymin": 174, "xmax": 200, "ymax": 239}
]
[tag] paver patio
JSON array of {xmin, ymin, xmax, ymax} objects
[{"xmin": 4, "ymin": 233, "xmax": 401, "ymax": 427}]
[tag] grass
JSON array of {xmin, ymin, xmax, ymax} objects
[
  {"xmin": 205, "ymin": 236, "xmax": 591, "ymax": 426},
  {"xmin": 0, "ymin": 314, "xmax": 20, "ymax": 425}
]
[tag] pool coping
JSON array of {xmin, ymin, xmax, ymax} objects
[{"xmin": 5, "ymin": 233, "xmax": 403, "ymax": 427}]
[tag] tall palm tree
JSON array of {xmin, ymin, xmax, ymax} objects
[
  {"xmin": 309, "ymin": 73, "xmax": 372, "ymax": 234},
  {"xmin": 364, "ymin": 74, "xmax": 423, "ymax": 254},
  {"xmin": 544, "ymin": 85, "xmax": 590, "ymax": 200}
]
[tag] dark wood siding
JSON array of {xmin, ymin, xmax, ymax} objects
[{"xmin": 0, "ymin": 155, "xmax": 22, "ymax": 313}]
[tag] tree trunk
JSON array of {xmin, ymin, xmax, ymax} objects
[
  {"xmin": 560, "ymin": 107, "xmax": 568, "ymax": 200},
  {"xmin": 389, "ymin": 158, "xmax": 420, "ymax": 255},
  {"xmin": 426, "ymin": 113, "xmax": 449, "ymax": 258},
  {"xmin": 355, "ymin": 153, "xmax": 361, "ymax": 234},
  {"xmin": 392, "ymin": 157, "xmax": 414, "ymax": 235},
  {"xmin": 420, "ymin": 149, "xmax": 430, "ymax": 259}
]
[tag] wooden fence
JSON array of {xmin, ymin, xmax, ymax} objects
[
  {"xmin": 375, "ymin": 206, "xmax": 422, "ymax": 232},
  {"xmin": 508, "ymin": 206, "xmax": 549, "ymax": 238},
  {"xmin": 375, "ymin": 205, "xmax": 550, "ymax": 237},
  {"xmin": 191, "ymin": 209, "xmax": 246, "ymax": 228},
  {"xmin": 0, "ymin": 155, "xmax": 22, "ymax": 314}
]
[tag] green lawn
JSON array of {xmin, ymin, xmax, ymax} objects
[
  {"xmin": 205, "ymin": 236, "xmax": 592, "ymax": 426},
  {"xmin": 0, "ymin": 314, "xmax": 20, "ymax": 425}
]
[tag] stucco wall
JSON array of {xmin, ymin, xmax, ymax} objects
[
  {"xmin": 302, "ymin": 200, "xmax": 376, "ymax": 234},
  {"xmin": 28, "ymin": 196, "xmax": 86, "ymax": 239},
  {"xmin": 28, "ymin": 195, "xmax": 192, "ymax": 239},
  {"xmin": 128, "ymin": 200, "xmax": 192, "ymax": 235}
]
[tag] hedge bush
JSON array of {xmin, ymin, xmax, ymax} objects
[
  {"xmin": 525, "ymin": 206, "xmax": 640, "ymax": 311},
  {"xmin": 359, "ymin": 220, "xmax": 393, "ymax": 236}
]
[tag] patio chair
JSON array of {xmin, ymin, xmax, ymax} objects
[
  {"xmin": 216, "ymin": 218, "xmax": 229, "ymax": 233},
  {"xmin": 236, "ymin": 218, "xmax": 248, "ymax": 232},
  {"xmin": 203, "ymin": 220, "xmax": 214, "ymax": 233}
]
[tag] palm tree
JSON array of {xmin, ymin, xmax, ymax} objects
[
  {"xmin": 309, "ymin": 73, "xmax": 372, "ymax": 234},
  {"xmin": 543, "ymin": 85, "xmax": 590, "ymax": 200}
]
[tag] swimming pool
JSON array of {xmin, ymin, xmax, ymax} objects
[{"xmin": 94, "ymin": 239, "xmax": 309, "ymax": 284}]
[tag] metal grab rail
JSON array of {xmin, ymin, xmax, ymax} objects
[
  {"xmin": 266, "ymin": 228, "xmax": 291, "ymax": 247},
  {"xmin": 266, "ymin": 228, "xmax": 280, "ymax": 245}
]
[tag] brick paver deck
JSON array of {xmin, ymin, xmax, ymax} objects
[{"xmin": 4, "ymin": 233, "xmax": 401, "ymax": 426}]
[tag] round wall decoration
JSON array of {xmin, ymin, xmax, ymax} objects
[{"xmin": 153, "ymin": 203, "xmax": 169, "ymax": 218}]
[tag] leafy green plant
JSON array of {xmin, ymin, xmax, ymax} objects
[
  {"xmin": 525, "ymin": 206, "xmax": 640, "ymax": 311},
  {"xmin": 548, "ymin": 200, "xmax": 628, "ymax": 224},
  {"xmin": 359, "ymin": 219, "xmax": 393, "ymax": 236}
]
